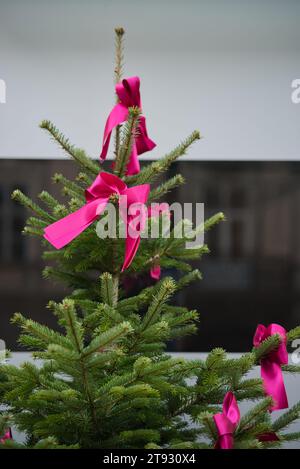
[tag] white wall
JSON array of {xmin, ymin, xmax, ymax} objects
[{"xmin": 0, "ymin": 0, "xmax": 299, "ymax": 161}]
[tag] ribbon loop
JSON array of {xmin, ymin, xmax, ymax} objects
[
  {"xmin": 116, "ymin": 76, "xmax": 141, "ymax": 107},
  {"xmin": 85, "ymin": 172, "xmax": 126, "ymax": 201},
  {"xmin": 213, "ymin": 392, "xmax": 240, "ymax": 449},
  {"xmin": 213, "ymin": 392, "xmax": 281, "ymax": 448},
  {"xmin": 100, "ymin": 76, "xmax": 156, "ymax": 175},
  {"xmin": 253, "ymin": 323, "xmax": 288, "ymax": 411}
]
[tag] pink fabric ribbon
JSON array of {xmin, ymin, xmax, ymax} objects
[
  {"xmin": 213, "ymin": 392, "xmax": 240, "ymax": 449},
  {"xmin": 44, "ymin": 172, "xmax": 150, "ymax": 271},
  {"xmin": 150, "ymin": 264, "xmax": 161, "ymax": 280},
  {"xmin": 257, "ymin": 432, "xmax": 280, "ymax": 442},
  {"xmin": 100, "ymin": 76, "xmax": 156, "ymax": 175},
  {"xmin": 0, "ymin": 428, "xmax": 12, "ymax": 444},
  {"xmin": 253, "ymin": 323, "xmax": 288, "ymax": 411}
]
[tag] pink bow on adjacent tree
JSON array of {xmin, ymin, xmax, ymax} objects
[
  {"xmin": 100, "ymin": 76, "xmax": 156, "ymax": 175},
  {"xmin": 213, "ymin": 392, "xmax": 240, "ymax": 449},
  {"xmin": 0, "ymin": 428, "xmax": 12, "ymax": 444},
  {"xmin": 257, "ymin": 431, "xmax": 280, "ymax": 443},
  {"xmin": 44, "ymin": 172, "xmax": 150, "ymax": 271},
  {"xmin": 253, "ymin": 323, "xmax": 288, "ymax": 411},
  {"xmin": 213, "ymin": 392, "xmax": 280, "ymax": 449}
]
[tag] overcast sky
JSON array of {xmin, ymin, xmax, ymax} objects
[{"xmin": 0, "ymin": 0, "xmax": 299, "ymax": 160}]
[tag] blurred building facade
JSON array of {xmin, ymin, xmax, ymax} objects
[
  {"xmin": 170, "ymin": 161, "xmax": 300, "ymax": 350},
  {"xmin": 1, "ymin": 159, "xmax": 300, "ymax": 351}
]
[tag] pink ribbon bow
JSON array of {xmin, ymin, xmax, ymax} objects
[
  {"xmin": 213, "ymin": 392, "xmax": 240, "ymax": 449},
  {"xmin": 44, "ymin": 172, "xmax": 150, "ymax": 271},
  {"xmin": 0, "ymin": 428, "xmax": 12, "ymax": 444},
  {"xmin": 253, "ymin": 323, "xmax": 288, "ymax": 411},
  {"xmin": 100, "ymin": 76, "xmax": 156, "ymax": 175},
  {"xmin": 213, "ymin": 393, "xmax": 280, "ymax": 449}
]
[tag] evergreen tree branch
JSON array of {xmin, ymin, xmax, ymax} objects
[
  {"xmin": 280, "ymin": 431, "xmax": 300, "ymax": 442},
  {"xmin": 252, "ymin": 334, "xmax": 282, "ymax": 362},
  {"xmin": 76, "ymin": 172, "xmax": 93, "ymax": 187},
  {"xmin": 11, "ymin": 190, "xmax": 55, "ymax": 222},
  {"xmin": 175, "ymin": 270, "xmax": 202, "ymax": 290},
  {"xmin": 38, "ymin": 191, "xmax": 63, "ymax": 212},
  {"xmin": 100, "ymin": 272, "xmax": 118, "ymax": 307},
  {"xmin": 52, "ymin": 173, "xmax": 85, "ymax": 200},
  {"xmin": 125, "ymin": 130, "xmax": 201, "ymax": 185},
  {"xmin": 272, "ymin": 401, "xmax": 300, "ymax": 432},
  {"xmin": 114, "ymin": 27, "xmax": 125, "ymax": 85},
  {"xmin": 148, "ymin": 174, "xmax": 185, "ymax": 202},
  {"xmin": 287, "ymin": 326, "xmax": 300, "ymax": 342},
  {"xmin": 82, "ymin": 322, "xmax": 132, "ymax": 358},
  {"xmin": 114, "ymin": 107, "xmax": 141, "ymax": 177},
  {"xmin": 40, "ymin": 120, "xmax": 100, "ymax": 175},
  {"xmin": 238, "ymin": 397, "xmax": 273, "ymax": 432},
  {"xmin": 114, "ymin": 27, "xmax": 125, "ymax": 158},
  {"xmin": 140, "ymin": 279, "xmax": 176, "ymax": 332}
]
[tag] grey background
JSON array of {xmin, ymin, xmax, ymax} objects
[{"xmin": 0, "ymin": 0, "xmax": 300, "ymax": 160}]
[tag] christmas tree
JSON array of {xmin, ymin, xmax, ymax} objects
[{"xmin": 1, "ymin": 27, "xmax": 300, "ymax": 450}]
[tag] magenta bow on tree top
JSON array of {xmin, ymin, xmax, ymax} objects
[
  {"xmin": 253, "ymin": 323, "xmax": 288, "ymax": 411},
  {"xmin": 213, "ymin": 392, "xmax": 240, "ymax": 449},
  {"xmin": 44, "ymin": 172, "xmax": 150, "ymax": 271},
  {"xmin": 100, "ymin": 76, "xmax": 156, "ymax": 175}
]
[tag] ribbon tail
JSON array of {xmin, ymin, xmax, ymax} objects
[
  {"xmin": 125, "ymin": 116, "xmax": 156, "ymax": 175},
  {"xmin": 213, "ymin": 411, "xmax": 236, "ymax": 450},
  {"xmin": 261, "ymin": 359, "xmax": 288, "ymax": 411},
  {"xmin": 150, "ymin": 264, "xmax": 161, "ymax": 280},
  {"xmin": 100, "ymin": 104, "xmax": 128, "ymax": 161},
  {"xmin": 44, "ymin": 198, "xmax": 108, "ymax": 249},
  {"xmin": 121, "ymin": 235, "xmax": 141, "ymax": 271},
  {"xmin": 135, "ymin": 115, "xmax": 156, "ymax": 154},
  {"xmin": 219, "ymin": 434, "xmax": 234, "ymax": 450},
  {"xmin": 119, "ymin": 184, "xmax": 150, "ymax": 270},
  {"xmin": 126, "ymin": 141, "xmax": 140, "ymax": 176}
]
